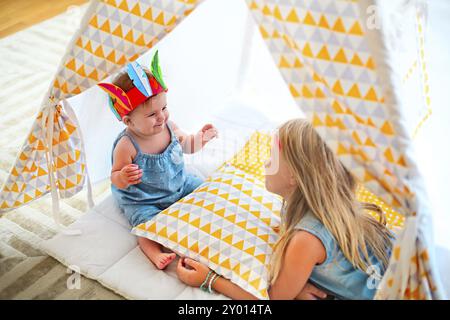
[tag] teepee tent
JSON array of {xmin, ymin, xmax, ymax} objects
[{"xmin": 0, "ymin": 0, "xmax": 446, "ymax": 299}]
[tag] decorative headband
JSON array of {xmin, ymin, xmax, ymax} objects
[{"xmin": 97, "ymin": 50, "xmax": 168, "ymax": 121}]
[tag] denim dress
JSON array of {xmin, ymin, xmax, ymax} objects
[
  {"xmin": 111, "ymin": 123, "xmax": 203, "ymax": 228},
  {"xmin": 294, "ymin": 211, "xmax": 395, "ymax": 300}
]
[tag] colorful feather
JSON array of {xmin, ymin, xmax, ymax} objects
[
  {"xmin": 107, "ymin": 96, "xmax": 122, "ymax": 121},
  {"xmin": 127, "ymin": 61, "xmax": 153, "ymax": 97},
  {"xmin": 150, "ymin": 50, "xmax": 167, "ymax": 91},
  {"xmin": 149, "ymin": 77, "xmax": 163, "ymax": 94},
  {"xmin": 97, "ymin": 82, "xmax": 132, "ymax": 113}
]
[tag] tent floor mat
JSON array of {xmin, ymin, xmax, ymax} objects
[{"xmin": 38, "ymin": 192, "xmax": 230, "ymax": 300}]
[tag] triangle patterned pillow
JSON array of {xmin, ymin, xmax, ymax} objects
[{"xmin": 133, "ymin": 164, "xmax": 282, "ymax": 299}]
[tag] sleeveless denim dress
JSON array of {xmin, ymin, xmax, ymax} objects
[
  {"xmin": 294, "ymin": 211, "xmax": 395, "ymax": 300},
  {"xmin": 111, "ymin": 123, "xmax": 203, "ymax": 228}
]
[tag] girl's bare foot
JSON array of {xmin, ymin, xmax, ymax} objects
[{"xmin": 152, "ymin": 252, "xmax": 176, "ymax": 269}]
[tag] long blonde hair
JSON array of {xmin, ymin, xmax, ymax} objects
[{"xmin": 269, "ymin": 119, "xmax": 392, "ymax": 284}]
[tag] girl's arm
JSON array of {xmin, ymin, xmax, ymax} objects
[
  {"xmin": 268, "ymin": 230, "xmax": 326, "ymax": 299},
  {"xmin": 176, "ymin": 230, "xmax": 326, "ymax": 300},
  {"xmin": 176, "ymin": 257, "xmax": 258, "ymax": 300},
  {"xmin": 169, "ymin": 120, "xmax": 218, "ymax": 154},
  {"xmin": 208, "ymin": 272, "xmax": 327, "ymax": 300},
  {"xmin": 169, "ymin": 121, "xmax": 195, "ymax": 153},
  {"xmin": 111, "ymin": 138, "xmax": 142, "ymax": 189},
  {"xmin": 211, "ymin": 272, "xmax": 259, "ymax": 300}
]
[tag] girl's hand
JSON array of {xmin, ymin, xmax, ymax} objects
[
  {"xmin": 119, "ymin": 164, "xmax": 142, "ymax": 186},
  {"xmin": 176, "ymin": 257, "xmax": 211, "ymax": 287},
  {"xmin": 199, "ymin": 124, "xmax": 218, "ymax": 144}
]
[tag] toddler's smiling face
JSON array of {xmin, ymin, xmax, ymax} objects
[{"xmin": 123, "ymin": 92, "xmax": 169, "ymax": 136}]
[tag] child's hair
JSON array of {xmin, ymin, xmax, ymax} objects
[
  {"xmin": 269, "ymin": 118, "xmax": 393, "ymax": 284},
  {"xmin": 112, "ymin": 67, "xmax": 153, "ymax": 92}
]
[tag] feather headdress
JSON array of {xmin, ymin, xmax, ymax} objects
[{"xmin": 97, "ymin": 50, "xmax": 168, "ymax": 121}]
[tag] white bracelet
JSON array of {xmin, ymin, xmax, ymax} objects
[{"xmin": 208, "ymin": 273, "xmax": 218, "ymax": 294}]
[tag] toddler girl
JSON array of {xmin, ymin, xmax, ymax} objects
[{"xmin": 98, "ymin": 51, "xmax": 218, "ymax": 269}]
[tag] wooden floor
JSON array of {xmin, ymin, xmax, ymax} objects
[{"xmin": 0, "ymin": 0, "xmax": 88, "ymax": 38}]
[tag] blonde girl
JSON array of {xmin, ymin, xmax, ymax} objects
[{"xmin": 176, "ymin": 118, "xmax": 394, "ymax": 299}]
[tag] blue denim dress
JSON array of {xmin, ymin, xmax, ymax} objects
[
  {"xmin": 294, "ymin": 211, "xmax": 394, "ymax": 300},
  {"xmin": 111, "ymin": 123, "xmax": 203, "ymax": 228}
]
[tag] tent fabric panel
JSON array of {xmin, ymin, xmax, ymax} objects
[
  {"xmin": 50, "ymin": 0, "xmax": 203, "ymax": 102},
  {"xmin": 0, "ymin": 104, "xmax": 87, "ymax": 212},
  {"xmin": 358, "ymin": 0, "xmax": 445, "ymax": 299},
  {"xmin": 245, "ymin": 0, "xmax": 415, "ymax": 215},
  {"xmin": 375, "ymin": 217, "xmax": 443, "ymax": 299}
]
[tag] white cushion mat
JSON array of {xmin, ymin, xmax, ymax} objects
[
  {"xmin": 40, "ymin": 101, "xmax": 278, "ymax": 300},
  {"xmin": 41, "ymin": 194, "xmax": 229, "ymax": 300}
]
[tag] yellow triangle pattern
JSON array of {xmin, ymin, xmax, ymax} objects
[
  {"xmin": 1, "ymin": 104, "xmax": 87, "ymax": 210},
  {"xmin": 50, "ymin": 0, "xmax": 202, "ymax": 98}
]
